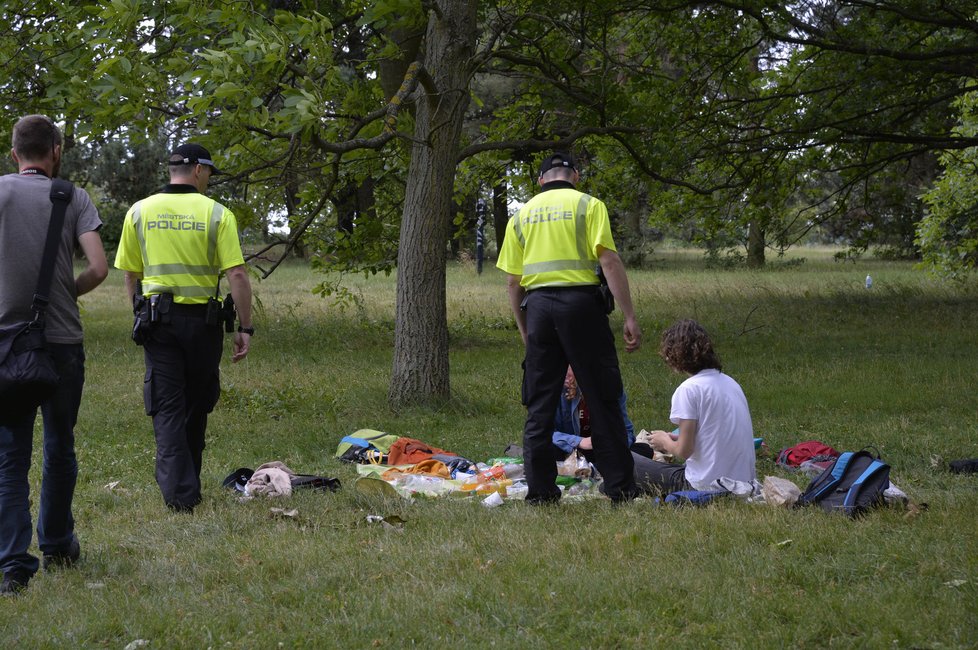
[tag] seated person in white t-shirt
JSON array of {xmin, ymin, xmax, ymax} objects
[{"xmin": 633, "ymin": 319, "xmax": 756, "ymax": 495}]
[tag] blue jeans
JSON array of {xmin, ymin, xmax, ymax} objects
[{"xmin": 0, "ymin": 343, "xmax": 84, "ymax": 577}]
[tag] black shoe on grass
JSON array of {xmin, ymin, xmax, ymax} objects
[
  {"xmin": 42, "ymin": 536, "xmax": 81, "ymax": 571},
  {"xmin": 0, "ymin": 571, "xmax": 30, "ymax": 596}
]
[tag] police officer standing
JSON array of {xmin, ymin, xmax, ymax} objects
[
  {"xmin": 497, "ymin": 152, "xmax": 642, "ymax": 504},
  {"xmin": 114, "ymin": 143, "xmax": 253, "ymax": 512}
]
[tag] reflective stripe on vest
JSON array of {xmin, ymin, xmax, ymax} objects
[
  {"xmin": 133, "ymin": 198, "xmax": 223, "ymax": 300},
  {"xmin": 141, "ymin": 282, "xmax": 220, "ymax": 298},
  {"xmin": 131, "ymin": 201, "xmax": 147, "ymax": 269}
]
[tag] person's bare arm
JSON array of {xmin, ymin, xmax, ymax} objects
[
  {"xmin": 598, "ymin": 247, "xmax": 641, "ymax": 352},
  {"xmin": 122, "ymin": 271, "xmax": 143, "ymax": 306},
  {"xmin": 651, "ymin": 419, "xmax": 697, "ymax": 459},
  {"xmin": 507, "ymin": 274, "xmax": 527, "ymax": 346},
  {"xmin": 75, "ymin": 231, "xmax": 108, "ymax": 296},
  {"xmin": 225, "ymin": 264, "xmax": 253, "ymax": 362}
]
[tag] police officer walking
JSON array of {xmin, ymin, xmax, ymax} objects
[
  {"xmin": 114, "ymin": 143, "xmax": 253, "ymax": 512},
  {"xmin": 497, "ymin": 152, "xmax": 642, "ymax": 504}
]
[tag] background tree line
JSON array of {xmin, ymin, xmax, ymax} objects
[{"xmin": 2, "ymin": 0, "xmax": 976, "ymax": 406}]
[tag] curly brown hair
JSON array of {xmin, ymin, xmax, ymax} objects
[{"xmin": 658, "ymin": 319, "xmax": 722, "ymax": 374}]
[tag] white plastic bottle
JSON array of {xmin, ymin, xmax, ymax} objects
[{"xmin": 865, "ymin": 275, "xmax": 873, "ymax": 289}]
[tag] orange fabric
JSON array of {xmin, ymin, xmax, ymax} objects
[
  {"xmin": 385, "ymin": 437, "xmax": 457, "ymax": 466},
  {"xmin": 382, "ymin": 459, "xmax": 451, "ymax": 480}
]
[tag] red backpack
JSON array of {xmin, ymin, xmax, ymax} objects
[{"xmin": 777, "ymin": 440, "xmax": 840, "ymax": 468}]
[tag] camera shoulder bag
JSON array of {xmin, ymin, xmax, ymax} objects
[{"xmin": 0, "ymin": 179, "xmax": 74, "ymax": 409}]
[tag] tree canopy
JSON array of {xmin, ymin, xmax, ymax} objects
[{"xmin": 3, "ymin": 0, "xmax": 977, "ymax": 405}]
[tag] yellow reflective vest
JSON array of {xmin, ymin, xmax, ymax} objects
[
  {"xmin": 114, "ymin": 187, "xmax": 245, "ymax": 304},
  {"xmin": 496, "ymin": 185, "xmax": 617, "ymax": 288}
]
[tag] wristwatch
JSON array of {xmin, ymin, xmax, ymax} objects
[{"xmin": 237, "ymin": 325, "xmax": 255, "ymax": 336}]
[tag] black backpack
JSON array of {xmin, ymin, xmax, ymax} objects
[{"xmin": 797, "ymin": 449, "xmax": 890, "ymax": 517}]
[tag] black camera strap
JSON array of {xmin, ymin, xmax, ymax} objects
[{"xmin": 30, "ymin": 179, "xmax": 74, "ymax": 326}]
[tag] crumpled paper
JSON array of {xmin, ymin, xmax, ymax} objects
[{"xmin": 762, "ymin": 475, "xmax": 801, "ymax": 507}]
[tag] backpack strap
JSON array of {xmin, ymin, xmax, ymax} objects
[
  {"xmin": 859, "ymin": 445, "xmax": 882, "ymax": 460},
  {"xmin": 841, "ymin": 459, "xmax": 889, "ymax": 510},
  {"xmin": 290, "ymin": 474, "xmax": 341, "ymax": 492},
  {"xmin": 799, "ymin": 451, "xmax": 854, "ymax": 504},
  {"xmin": 30, "ymin": 179, "xmax": 74, "ymax": 325}
]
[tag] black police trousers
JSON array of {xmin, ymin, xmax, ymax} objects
[
  {"xmin": 521, "ymin": 286, "xmax": 637, "ymax": 503},
  {"xmin": 142, "ymin": 304, "xmax": 223, "ymax": 511}
]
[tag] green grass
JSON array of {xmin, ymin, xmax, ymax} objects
[{"xmin": 3, "ymin": 249, "xmax": 977, "ymax": 648}]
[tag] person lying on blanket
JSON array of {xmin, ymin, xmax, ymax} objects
[{"xmin": 633, "ymin": 319, "xmax": 756, "ymax": 495}]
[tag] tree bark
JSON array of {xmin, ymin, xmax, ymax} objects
[
  {"xmin": 492, "ymin": 181, "xmax": 509, "ymax": 257},
  {"xmin": 747, "ymin": 220, "xmax": 765, "ymax": 268},
  {"xmin": 388, "ymin": 0, "xmax": 478, "ymax": 409}
]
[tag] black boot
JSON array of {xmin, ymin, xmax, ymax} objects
[
  {"xmin": 42, "ymin": 535, "xmax": 81, "ymax": 570},
  {"xmin": 0, "ymin": 570, "xmax": 30, "ymax": 596}
]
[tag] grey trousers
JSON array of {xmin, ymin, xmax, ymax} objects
[{"xmin": 631, "ymin": 451, "xmax": 691, "ymax": 495}]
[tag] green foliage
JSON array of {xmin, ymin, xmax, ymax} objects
[
  {"xmin": 1, "ymin": 0, "xmax": 406, "ymax": 266},
  {"xmin": 5, "ymin": 2, "xmax": 978, "ymax": 407},
  {"xmin": 5, "ymin": 1, "xmax": 976, "ymax": 275},
  {"xmin": 310, "ymin": 275, "xmax": 366, "ymax": 311},
  {"xmin": 60, "ymin": 138, "xmax": 169, "ymax": 252},
  {"xmin": 919, "ymin": 88, "xmax": 978, "ymax": 278}
]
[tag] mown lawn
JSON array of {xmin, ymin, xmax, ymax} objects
[{"xmin": 3, "ymin": 249, "xmax": 976, "ymax": 649}]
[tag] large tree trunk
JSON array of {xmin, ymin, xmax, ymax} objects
[{"xmin": 388, "ymin": 1, "xmax": 477, "ymax": 409}]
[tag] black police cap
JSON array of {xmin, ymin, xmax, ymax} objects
[
  {"xmin": 538, "ymin": 152, "xmax": 577, "ymax": 177},
  {"xmin": 168, "ymin": 143, "xmax": 223, "ymax": 175}
]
